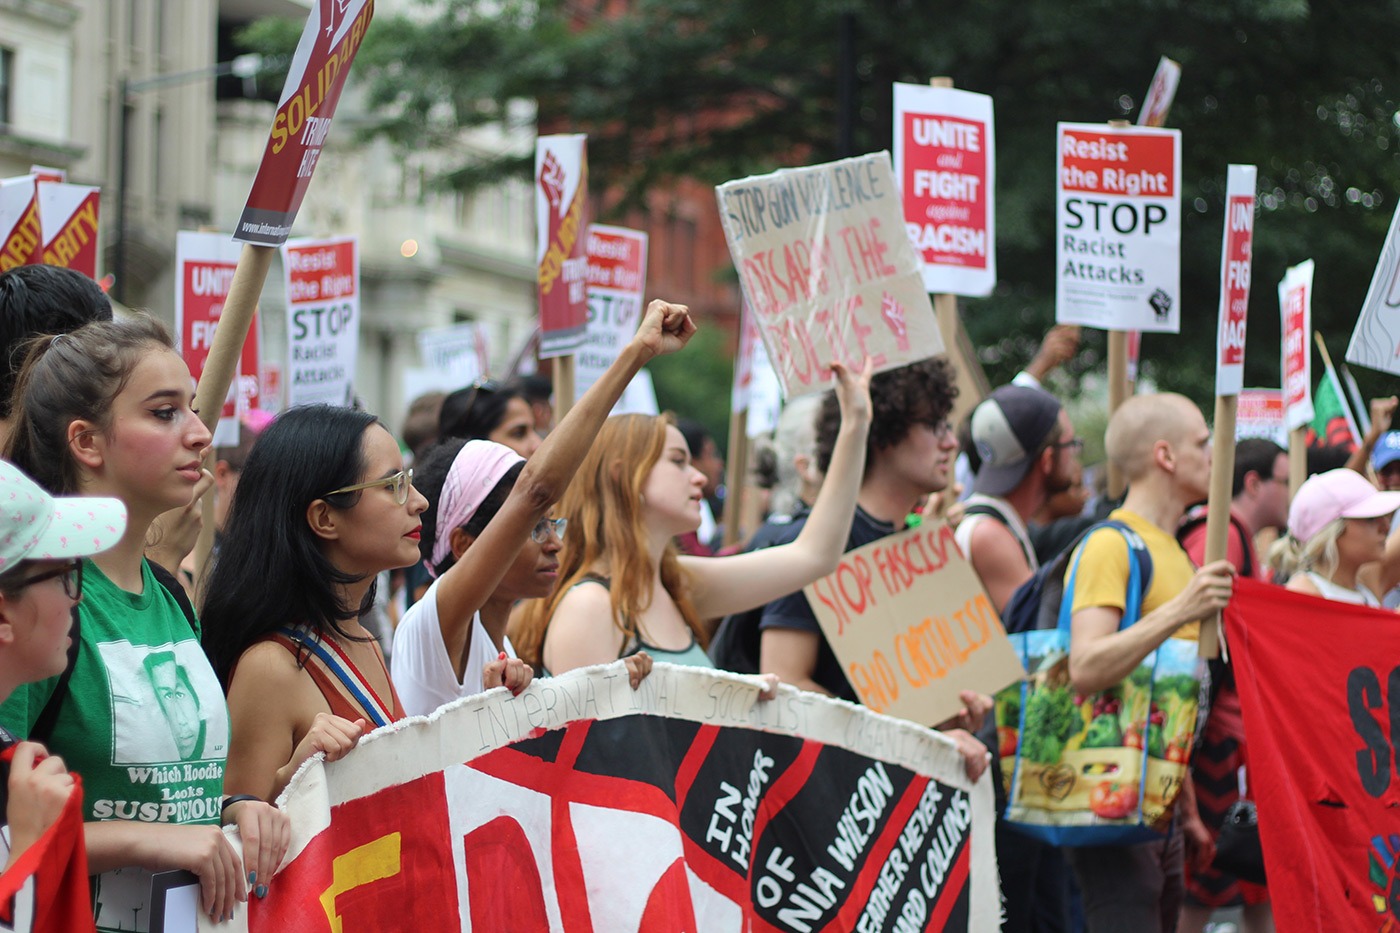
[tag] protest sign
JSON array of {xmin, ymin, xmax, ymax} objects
[
  {"xmin": 1055, "ymin": 123, "xmax": 1181, "ymax": 332},
  {"xmin": 892, "ymin": 84, "xmax": 996, "ymax": 297},
  {"xmin": 1279, "ymin": 260, "xmax": 1315, "ymax": 430},
  {"xmin": 803, "ymin": 521, "xmax": 1025, "ymax": 726},
  {"xmin": 613, "ymin": 367, "xmax": 659, "ymax": 416},
  {"xmin": 1137, "ymin": 56, "xmax": 1182, "ymax": 128},
  {"xmin": 733, "ymin": 302, "xmax": 783, "ymax": 438},
  {"xmin": 0, "ymin": 761, "xmax": 90, "ymax": 933},
  {"xmin": 717, "ymin": 153, "xmax": 945, "ymax": 399},
  {"xmin": 0, "ymin": 175, "xmax": 40, "ymax": 272},
  {"xmin": 575, "ymin": 224, "xmax": 648, "ymax": 397},
  {"xmin": 1215, "ymin": 166, "xmax": 1257, "ymax": 396},
  {"xmin": 1236, "ymin": 388, "xmax": 1286, "ymax": 444},
  {"xmin": 282, "ymin": 236, "xmax": 359, "ymax": 408},
  {"xmin": 1125, "ymin": 330, "xmax": 1142, "ymax": 383},
  {"xmin": 417, "ymin": 321, "xmax": 488, "ymax": 383},
  {"xmin": 176, "ymin": 232, "xmax": 261, "ymax": 446},
  {"xmin": 36, "ymin": 182, "xmax": 100, "ymax": 277},
  {"xmin": 1346, "ymin": 200, "xmax": 1400, "ymax": 376},
  {"xmin": 535, "ymin": 134, "xmax": 590, "ymax": 358},
  {"xmin": 227, "ymin": 662, "xmax": 998, "ymax": 933},
  {"xmin": 1224, "ymin": 578, "xmax": 1400, "ymax": 933},
  {"xmin": 234, "ymin": 0, "xmax": 373, "ymax": 245}
]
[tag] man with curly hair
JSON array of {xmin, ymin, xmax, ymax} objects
[{"xmin": 756, "ymin": 357, "xmax": 961, "ymax": 698}]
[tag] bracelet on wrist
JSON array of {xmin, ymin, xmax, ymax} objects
[{"xmin": 221, "ymin": 794, "xmax": 262, "ymax": 817}]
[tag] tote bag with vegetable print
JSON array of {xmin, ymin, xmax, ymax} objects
[{"xmin": 993, "ymin": 523, "xmax": 1202, "ymax": 847}]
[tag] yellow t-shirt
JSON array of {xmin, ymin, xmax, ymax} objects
[{"xmin": 1068, "ymin": 508, "xmax": 1199, "ymax": 640}]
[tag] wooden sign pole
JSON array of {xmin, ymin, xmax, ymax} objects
[
  {"xmin": 190, "ymin": 243, "xmax": 276, "ymax": 603},
  {"xmin": 1107, "ymin": 330, "xmax": 1129, "ymax": 498},
  {"xmin": 722, "ymin": 407, "xmax": 749, "ymax": 548},
  {"xmin": 1288, "ymin": 426, "xmax": 1308, "ymax": 499},
  {"xmin": 553, "ymin": 355, "xmax": 576, "ymax": 421},
  {"xmin": 1198, "ymin": 394, "xmax": 1237, "ymax": 658}
]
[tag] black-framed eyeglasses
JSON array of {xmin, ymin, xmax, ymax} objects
[
  {"xmin": 7, "ymin": 559, "xmax": 83, "ymax": 600},
  {"xmin": 322, "ymin": 468, "xmax": 415, "ymax": 506},
  {"xmin": 532, "ymin": 517, "xmax": 567, "ymax": 544}
]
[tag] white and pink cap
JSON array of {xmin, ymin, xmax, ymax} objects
[
  {"xmin": 1288, "ymin": 468, "xmax": 1400, "ymax": 543},
  {"xmin": 0, "ymin": 461, "xmax": 126, "ymax": 574}
]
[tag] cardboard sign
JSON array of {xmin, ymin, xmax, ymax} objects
[
  {"xmin": 1236, "ymin": 388, "xmax": 1287, "ymax": 444},
  {"xmin": 37, "ymin": 182, "xmax": 100, "ymax": 278},
  {"xmin": 535, "ymin": 134, "xmax": 590, "ymax": 358},
  {"xmin": 717, "ymin": 152, "xmax": 945, "ymax": 399},
  {"xmin": 238, "ymin": 662, "xmax": 1000, "ymax": 933},
  {"xmin": 282, "ymin": 236, "xmax": 359, "ymax": 408},
  {"xmin": 575, "ymin": 224, "xmax": 648, "ymax": 398},
  {"xmin": 1224, "ymin": 578, "xmax": 1400, "ymax": 932},
  {"xmin": 234, "ymin": 0, "xmax": 373, "ymax": 245},
  {"xmin": 803, "ymin": 522, "xmax": 1025, "ymax": 726},
  {"xmin": 0, "ymin": 175, "xmax": 40, "ymax": 271},
  {"xmin": 1055, "ymin": 123, "xmax": 1181, "ymax": 332},
  {"xmin": 892, "ymin": 84, "xmax": 996, "ymax": 297},
  {"xmin": 1215, "ymin": 165, "xmax": 1257, "ymax": 396},
  {"xmin": 1346, "ymin": 200, "xmax": 1400, "ymax": 376},
  {"xmin": 176, "ymin": 232, "xmax": 261, "ymax": 446},
  {"xmin": 1280, "ymin": 260, "xmax": 1315, "ymax": 430},
  {"xmin": 1137, "ymin": 56, "xmax": 1182, "ymax": 128}
]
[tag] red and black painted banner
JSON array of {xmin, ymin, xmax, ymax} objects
[
  {"xmin": 234, "ymin": 663, "xmax": 998, "ymax": 932},
  {"xmin": 1226, "ymin": 578, "xmax": 1400, "ymax": 932}
]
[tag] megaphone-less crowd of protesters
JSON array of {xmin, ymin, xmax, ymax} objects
[{"xmin": 0, "ymin": 265, "xmax": 1394, "ymax": 933}]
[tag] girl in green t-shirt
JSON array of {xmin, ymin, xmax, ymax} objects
[{"xmin": 2, "ymin": 316, "xmax": 290, "ymax": 930}]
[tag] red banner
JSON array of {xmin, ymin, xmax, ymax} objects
[
  {"xmin": 0, "ymin": 761, "xmax": 91, "ymax": 933},
  {"xmin": 235, "ymin": 0, "xmax": 374, "ymax": 245},
  {"xmin": 37, "ymin": 183, "xmax": 100, "ymax": 278},
  {"xmin": 535, "ymin": 134, "xmax": 590, "ymax": 358},
  {"xmin": 1225, "ymin": 578, "xmax": 1400, "ymax": 932}
]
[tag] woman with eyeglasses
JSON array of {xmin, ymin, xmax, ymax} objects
[
  {"xmin": 1, "ymin": 316, "xmax": 289, "ymax": 929},
  {"xmin": 392, "ymin": 301, "xmax": 696, "ymax": 715},
  {"xmin": 510, "ymin": 360, "xmax": 871, "ymax": 678},
  {"xmin": 200, "ymin": 404, "xmax": 424, "ymax": 803}
]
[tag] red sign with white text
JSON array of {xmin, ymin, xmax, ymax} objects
[
  {"xmin": 0, "ymin": 175, "xmax": 41, "ymax": 272},
  {"xmin": 235, "ymin": 0, "xmax": 374, "ymax": 245},
  {"xmin": 1280, "ymin": 260, "xmax": 1314, "ymax": 429},
  {"xmin": 176, "ymin": 232, "xmax": 260, "ymax": 445},
  {"xmin": 1059, "ymin": 131, "xmax": 1176, "ymax": 197},
  {"xmin": 535, "ymin": 134, "xmax": 590, "ymax": 357},
  {"xmin": 37, "ymin": 183, "xmax": 100, "ymax": 278},
  {"xmin": 1215, "ymin": 166, "xmax": 1257, "ymax": 395}
]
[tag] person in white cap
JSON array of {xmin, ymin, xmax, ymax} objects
[
  {"xmin": 0, "ymin": 460, "xmax": 124, "ymax": 883},
  {"xmin": 1267, "ymin": 468, "xmax": 1400, "ymax": 606},
  {"xmin": 957, "ymin": 384, "xmax": 1080, "ymax": 613}
]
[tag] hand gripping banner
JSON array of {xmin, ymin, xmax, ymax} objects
[{"xmin": 217, "ymin": 663, "xmax": 998, "ymax": 932}]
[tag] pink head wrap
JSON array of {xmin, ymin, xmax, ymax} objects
[{"xmin": 428, "ymin": 440, "xmax": 525, "ymax": 575}]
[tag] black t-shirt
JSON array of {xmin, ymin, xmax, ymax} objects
[{"xmin": 757, "ymin": 505, "xmax": 901, "ymax": 702}]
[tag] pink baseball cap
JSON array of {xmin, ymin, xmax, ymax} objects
[
  {"xmin": 428, "ymin": 440, "xmax": 525, "ymax": 575},
  {"xmin": 1288, "ymin": 468, "xmax": 1400, "ymax": 542},
  {"xmin": 0, "ymin": 461, "xmax": 126, "ymax": 574}
]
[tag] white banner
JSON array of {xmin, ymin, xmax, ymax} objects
[
  {"xmin": 1215, "ymin": 165, "xmax": 1257, "ymax": 396},
  {"xmin": 1346, "ymin": 200, "xmax": 1400, "ymax": 376},
  {"xmin": 893, "ymin": 84, "xmax": 996, "ymax": 297},
  {"xmin": 1055, "ymin": 123, "xmax": 1181, "ymax": 332},
  {"xmin": 282, "ymin": 236, "xmax": 359, "ymax": 409},
  {"xmin": 1280, "ymin": 260, "xmax": 1315, "ymax": 430}
]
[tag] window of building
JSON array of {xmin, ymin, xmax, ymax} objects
[{"xmin": 0, "ymin": 47, "xmax": 13, "ymax": 128}]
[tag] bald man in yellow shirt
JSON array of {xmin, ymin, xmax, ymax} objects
[{"xmin": 1064, "ymin": 393, "xmax": 1235, "ymax": 933}]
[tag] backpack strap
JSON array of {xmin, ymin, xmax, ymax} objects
[
  {"xmin": 28, "ymin": 560, "xmax": 196, "ymax": 745},
  {"xmin": 1055, "ymin": 520, "xmax": 1154, "ymax": 634},
  {"xmin": 1178, "ymin": 504, "xmax": 1254, "ymax": 579},
  {"xmin": 963, "ymin": 499, "xmax": 1038, "ymax": 569}
]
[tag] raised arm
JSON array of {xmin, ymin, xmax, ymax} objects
[
  {"xmin": 682, "ymin": 359, "xmax": 872, "ymax": 619},
  {"xmin": 433, "ymin": 301, "xmax": 697, "ymax": 648}
]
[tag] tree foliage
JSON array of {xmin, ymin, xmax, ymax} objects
[{"xmin": 245, "ymin": 0, "xmax": 1400, "ymax": 404}]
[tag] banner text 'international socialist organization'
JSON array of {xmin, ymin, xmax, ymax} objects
[
  {"xmin": 235, "ymin": 0, "xmax": 373, "ymax": 246},
  {"xmin": 575, "ymin": 224, "xmax": 648, "ymax": 399},
  {"xmin": 893, "ymin": 84, "xmax": 995, "ymax": 297},
  {"xmin": 1347, "ymin": 199, "xmax": 1400, "ymax": 377},
  {"xmin": 282, "ymin": 236, "xmax": 359, "ymax": 409},
  {"xmin": 1225, "ymin": 578, "xmax": 1400, "ymax": 933},
  {"xmin": 1280, "ymin": 259, "xmax": 1315, "ymax": 430},
  {"xmin": 176, "ymin": 232, "xmax": 261, "ymax": 447},
  {"xmin": 717, "ymin": 153, "xmax": 945, "ymax": 400},
  {"xmin": 1055, "ymin": 123, "xmax": 1181, "ymax": 332},
  {"xmin": 1215, "ymin": 165, "xmax": 1257, "ymax": 397},
  {"xmin": 805, "ymin": 521, "xmax": 1025, "ymax": 727},
  {"xmin": 536, "ymin": 134, "xmax": 590, "ymax": 358},
  {"xmin": 223, "ymin": 663, "xmax": 999, "ymax": 933}
]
